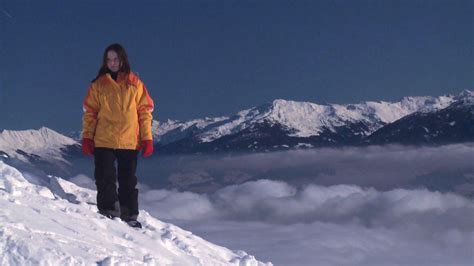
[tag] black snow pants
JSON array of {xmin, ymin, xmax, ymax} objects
[{"xmin": 94, "ymin": 147, "xmax": 139, "ymax": 221}]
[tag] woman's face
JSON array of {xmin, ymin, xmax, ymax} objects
[{"xmin": 106, "ymin": 50, "xmax": 121, "ymax": 72}]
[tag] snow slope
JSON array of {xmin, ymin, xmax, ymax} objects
[{"xmin": 0, "ymin": 160, "xmax": 270, "ymax": 266}]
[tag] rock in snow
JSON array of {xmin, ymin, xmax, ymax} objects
[{"xmin": 0, "ymin": 160, "xmax": 271, "ymax": 266}]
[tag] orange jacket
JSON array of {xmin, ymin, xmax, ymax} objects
[{"xmin": 82, "ymin": 72, "xmax": 154, "ymax": 150}]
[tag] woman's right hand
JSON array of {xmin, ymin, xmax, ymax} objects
[
  {"xmin": 141, "ymin": 140, "xmax": 154, "ymax": 158},
  {"xmin": 82, "ymin": 138, "xmax": 95, "ymax": 156}
]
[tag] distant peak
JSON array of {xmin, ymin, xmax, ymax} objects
[
  {"xmin": 454, "ymin": 89, "xmax": 474, "ymax": 105},
  {"xmin": 272, "ymin": 99, "xmax": 290, "ymax": 105},
  {"xmin": 270, "ymin": 99, "xmax": 318, "ymax": 109},
  {"xmin": 36, "ymin": 127, "xmax": 67, "ymax": 137},
  {"xmin": 0, "ymin": 127, "xmax": 77, "ymax": 147},
  {"xmin": 457, "ymin": 89, "xmax": 473, "ymax": 98},
  {"xmin": 39, "ymin": 126, "xmax": 54, "ymax": 133}
]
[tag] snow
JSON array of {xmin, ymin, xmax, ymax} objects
[
  {"xmin": 0, "ymin": 160, "xmax": 270, "ymax": 266},
  {"xmin": 296, "ymin": 143, "xmax": 313, "ymax": 148},
  {"xmin": 153, "ymin": 117, "xmax": 229, "ymax": 144},
  {"xmin": 0, "ymin": 127, "xmax": 77, "ymax": 163},
  {"xmin": 154, "ymin": 91, "xmax": 461, "ymax": 143},
  {"xmin": 252, "ymin": 95, "xmax": 450, "ymax": 138},
  {"xmin": 455, "ymin": 89, "xmax": 474, "ymax": 105}
]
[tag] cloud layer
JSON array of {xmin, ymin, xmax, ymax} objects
[
  {"xmin": 70, "ymin": 144, "xmax": 474, "ymax": 265},
  {"xmin": 137, "ymin": 180, "xmax": 474, "ymax": 266},
  {"xmin": 141, "ymin": 179, "xmax": 474, "ymax": 230},
  {"xmin": 133, "ymin": 144, "xmax": 474, "ymax": 197}
]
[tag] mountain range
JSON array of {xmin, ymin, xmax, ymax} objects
[
  {"xmin": 366, "ymin": 90, "xmax": 474, "ymax": 145},
  {"xmin": 153, "ymin": 89, "xmax": 472, "ymax": 153},
  {"xmin": 0, "ymin": 90, "xmax": 472, "ymax": 167}
]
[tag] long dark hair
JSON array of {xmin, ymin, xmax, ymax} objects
[{"xmin": 92, "ymin": 43, "xmax": 131, "ymax": 82}]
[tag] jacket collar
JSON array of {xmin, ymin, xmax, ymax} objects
[{"xmin": 105, "ymin": 72, "xmax": 128, "ymax": 84}]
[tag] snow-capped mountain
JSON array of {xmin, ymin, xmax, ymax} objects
[
  {"xmin": 0, "ymin": 127, "xmax": 81, "ymax": 176},
  {"xmin": 153, "ymin": 116, "xmax": 229, "ymax": 145},
  {"xmin": 0, "ymin": 126, "xmax": 79, "ymax": 160},
  {"xmin": 366, "ymin": 90, "xmax": 474, "ymax": 145},
  {"xmin": 154, "ymin": 92, "xmax": 456, "ymax": 153},
  {"xmin": 1, "ymin": 90, "xmax": 471, "ymax": 159},
  {"xmin": 0, "ymin": 160, "xmax": 269, "ymax": 265}
]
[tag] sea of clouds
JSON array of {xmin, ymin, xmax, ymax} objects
[{"xmin": 71, "ymin": 144, "xmax": 474, "ymax": 265}]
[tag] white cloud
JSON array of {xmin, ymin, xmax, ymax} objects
[
  {"xmin": 139, "ymin": 180, "xmax": 474, "ymax": 266},
  {"xmin": 142, "ymin": 180, "xmax": 474, "ymax": 228},
  {"xmin": 141, "ymin": 189, "xmax": 217, "ymax": 221},
  {"xmin": 186, "ymin": 218, "xmax": 474, "ymax": 266},
  {"xmin": 70, "ymin": 144, "xmax": 474, "ymax": 265}
]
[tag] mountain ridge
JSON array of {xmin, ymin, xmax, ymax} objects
[
  {"xmin": 366, "ymin": 90, "xmax": 474, "ymax": 145},
  {"xmin": 154, "ymin": 93, "xmax": 455, "ymax": 145},
  {"xmin": 1, "ymin": 90, "xmax": 471, "ymax": 158},
  {"xmin": 152, "ymin": 90, "xmax": 466, "ymax": 153}
]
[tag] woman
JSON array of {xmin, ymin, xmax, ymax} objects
[{"xmin": 82, "ymin": 43, "xmax": 154, "ymax": 228}]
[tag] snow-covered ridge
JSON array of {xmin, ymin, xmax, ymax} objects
[
  {"xmin": 0, "ymin": 160, "xmax": 270, "ymax": 265},
  {"xmin": 155, "ymin": 91, "xmax": 462, "ymax": 143},
  {"xmin": 453, "ymin": 89, "xmax": 474, "ymax": 105},
  {"xmin": 0, "ymin": 127, "xmax": 78, "ymax": 162},
  {"xmin": 152, "ymin": 117, "xmax": 229, "ymax": 144},
  {"xmin": 1, "ymin": 90, "xmax": 469, "ymax": 155},
  {"xmin": 264, "ymin": 96, "xmax": 450, "ymax": 137}
]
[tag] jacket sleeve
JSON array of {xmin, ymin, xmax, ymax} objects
[
  {"xmin": 136, "ymin": 81, "xmax": 154, "ymax": 141},
  {"xmin": 82, "ymin": 84, "xmax": 100, "ymax": 139}
]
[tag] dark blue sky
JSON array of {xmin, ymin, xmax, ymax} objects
[{"xmin": 1, "ymin": 0, "xmax": 472, "ymax": 133}]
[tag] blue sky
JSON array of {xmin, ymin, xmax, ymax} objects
[{"xmin": 1, "ymin": 0, "xmax": 472, "ymax": 132}]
